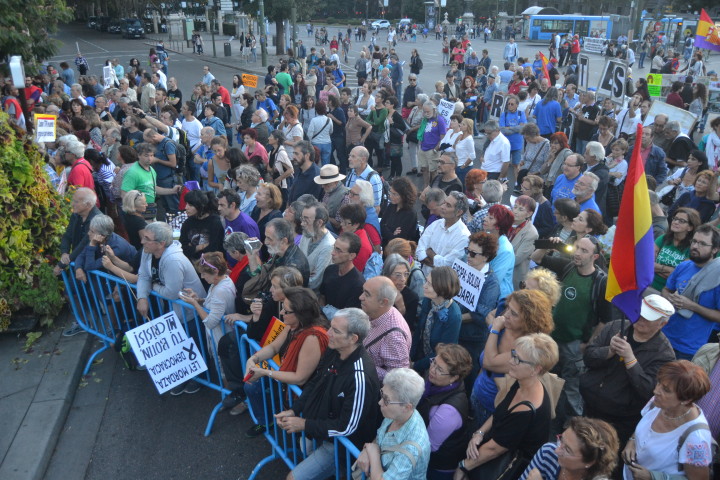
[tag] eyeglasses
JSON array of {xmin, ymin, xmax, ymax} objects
[
  {"xmin": 672, "ymin": 217, "xmax": 689, "ymax": 224},
  {"xmin": 556, "ymin": 434, "xmax": 582, "ymax": 458},
  {"xmin": 200, "ymin": 254, "xmax": 218, "ymax": 271},
  {"xmin": 281, "ymin": 305, "xmax": 295, "ymax": 315},
  {"xmin": 563, "ymin": 162, "xmax": 579, "ymax": 167},
  {"xmin": 430, "ymin": 357, "xmax": 452, "ymax": 376},
  {"xmin": 142, "ymin": 235, "xmax": 158, "ymax": 243},
  {"xmin": 465, "ymin": 248, "xmax": 484, "ymax": 258},
  {"xmin": 380, "ymin": 389, "xmax": 406, "ymax": 406},
  {"xmin": 510, "ymin": 349, "xmax": 534, "ymax": 366},
  {"xmin": 348, "ymin": 191, "xmax": 360, "ymax": 197},
  {"xmin": 437, "ymin": 161, "xmax": 455, "ymax": 166},
  {"xmin": 391, "ymin": 271, "xmax": 410, "ymax": 279},
  {"xmin": 691, "ymin": 239, "xmax": 713, "ymax": 248}
]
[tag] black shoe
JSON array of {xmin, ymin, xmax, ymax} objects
[
  {"xmin": 222, "ymin": 392, "xmax": 245, "ymax": 409},
  {"xmin": 245, "ymin": 423, "xmax": 267, "ymax": 438}
]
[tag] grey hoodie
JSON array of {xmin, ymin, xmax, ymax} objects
[{"xmin": 137, "ymin": 241, "xmax": 206, "ymax": 302}]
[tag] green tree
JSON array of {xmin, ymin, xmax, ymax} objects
[
  {"xmin": 243, "ymin": 0, "xmax": 322, "ymax": 55},
  {"xmin": 0, "ymin": 0, "xmax": 72, "ymax": 72}
]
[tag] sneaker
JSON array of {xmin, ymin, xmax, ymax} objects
[
  {"xmin": 230, "ymin": 402, "xmax": 249, "ymax": 416},
  {"xmin": 63, "ymin": 322, "xmax": 86, "ymax": 337},
  {"xmin": 170, "ymin": 384, "xmax": 185, "ymax": 396},
  {"xmin": 222, "ymin": 392, "xmax": 245, "ymax": 410},
  {"xmin": 245, "ymin": 423, "xmax": 267, "ymax": 438},
  {"xmin": 183, "ymin": 380, "xmax": 201, "ymax": 394}
]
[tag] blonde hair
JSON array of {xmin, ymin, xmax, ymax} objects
[
  {"xmin": 525, "ymin": 268, "xmax": 561, "ymax": 306},
  {"xmin": 515, "ymin": 333, "xmax": 559, "ymax": 374}
]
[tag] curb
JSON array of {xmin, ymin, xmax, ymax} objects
[{"xmin": 0, "ymin": 310, "xmax": 93, "ymax": 480}]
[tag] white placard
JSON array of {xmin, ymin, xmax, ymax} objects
[
  {"xmin": 145, "ymin": 338, "xmax": 208, "ymax": 394},
  {"xmin": 126, "ymin": 312, "xmax": 189, "ymax": 366},
  {"xmin": 597, "ymin": 59, "xmax": 626, "ymax": 105},
  {"xmin": 643, "ymin": 101, "xmax": 697, "ymax": 136},
  {"xmin": 437, "ymin": 99, "xmax": 455, "ymax": 126},
  {"xmin": 34, "ymin": 114, "xmax": 57, "ymax": 143},
  {"xmin": 451, "ymin": 260, "xmax": 485, "ymax": 311},
  {"xmin": 582, "ymin": 37, "xmax": 605, "ymax": 54}
]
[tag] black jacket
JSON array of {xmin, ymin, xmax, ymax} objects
[
  {"xmin": 417, "ymin": 383, "xmax": 469, "ymax": 471},
  {"xmin": 60, "ymin": 207, "xmax": 101, "ymax": 263},
  {"xmin": 580, "ymin": 319, "xmax": 675, "ymax": 419},
  {"xmin": 292, "ymin": 346, "xmax": 381, "ymax": 447}
]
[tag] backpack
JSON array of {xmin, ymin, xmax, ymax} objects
[
  {"xmin": 163, "ymin": 129, "xmax": 191, "ymax": 177},
  {"xmin": 367, "ymin": 170, "xmax": 391, "ymax": 213},
  {"xmin": 81, "ymin": 162, "xmax": 115, "ymax": 210},
  {"xmin": 676, "ymin": 422, "xmax": 719, "ymax": 476},
  {"xmin": 113, "ymin": 330, "xmax": 140, "ymax": 370}
]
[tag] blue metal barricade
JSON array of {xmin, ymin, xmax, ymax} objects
[
  {"xmin": 236, "ymin": 332, "xmax": 365, "ymax": 479},
  {"xmin": 61, "ymin": 265, "xmax": 239, "ymax": 436}
]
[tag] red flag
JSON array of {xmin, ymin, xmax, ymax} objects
[{"xmin": 539, "ymin": 51, "xmax": 551, "ymax": 83}]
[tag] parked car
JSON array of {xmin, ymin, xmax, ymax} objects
[
  {"xmin": 371, "ymin": 19, "xmax": 391, "ymax": 30},
  {"xmin": 108, "ymin": 19, "xmax": 122, "ymax": 34},
  {"xmin": 86, "ymin": 16, "xmax": 98, "ymax": 29},
  {"xmin": 121, "ymin": 18, "xmax": 145, "ymax": 38},
  {"xmin": 95, "ymin": 16, "xmax": 111, "ymax": 32}
]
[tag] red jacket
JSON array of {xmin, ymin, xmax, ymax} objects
[
  {"xmin": 67, "ymin": 158, "xmax": 95, "ymax": 190},
  {"xmin": 571, "ymin": 39, "xmax": 581, "ymax": 54},
  {"xmin": 217, "ymin": 85, "xmax": 231, "ymax": 106}
]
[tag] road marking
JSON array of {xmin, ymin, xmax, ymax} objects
[{"xmin": 77, "ymin": 39, "xmax": 109, "ymax": 53}]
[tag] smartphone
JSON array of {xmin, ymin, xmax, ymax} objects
[
  {"xmin": 244, "ymin": 239, "xmax": 262, "ymax": 252},
  {"xmin": 534, "ymin": 238, "xmax": 574, "ymax": 253}
]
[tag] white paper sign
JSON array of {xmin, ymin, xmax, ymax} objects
[
  {"xmin": 451, "ymin": 260, "xmax": 485, "ymax": 311},
  {"xmin": 582, "ymin": 37, "xmax": 605, "ymax": 54},
  {"xmin": 437, "ymin": 99, "xmax": 455, "ymax": 126},
  {"xmin": 34, "ymin": 114, "xmax": 57, "ymax": 143},
  {"xmin": 145, "ymin": 338, "xmax": 208, "ymax": 394},
  {"xmin": 126, "ymin": 312, "xmax": 188, "ymax": 366}
]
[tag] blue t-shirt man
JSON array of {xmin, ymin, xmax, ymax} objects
[
  {"xmin": 578, "ymin": 196, "xmax": 601, "ymax": 213},
  {"xmin": 551, "ymin": 173, "xmax": 581, "ymax": 205},
  {"xmin": 663, "ymin": 260, "xmax": 720, "ymax": 359},
  {"xmin": 533, "ymin": 100, "xmax": 562, "ymax": 136}
]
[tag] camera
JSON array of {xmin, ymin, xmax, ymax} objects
[{"xmin": 243, "ymin": 238, "xmax": 263, "ymax": 252}]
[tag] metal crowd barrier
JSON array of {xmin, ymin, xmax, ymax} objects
[
  {"xmin": 61, "ymin": 265, "xmax": 237, "ymax": 436},
  {"xmin": 236, "ymin": 332, "xmax": 364, "ymax": 479}
]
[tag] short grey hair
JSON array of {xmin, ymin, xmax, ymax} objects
[
  {"xmin": 383, "ymin": 368, "xmax": 425, "ymax": 407},
  {"xmin": 306, "ymin": 203, "xmax": 329, "ymax": 224},
  {"xmin": 74, "ymin": 187, "xmax": 97, "ymax": 207},
  {"xmin": 484, "ymin": 119, "xmax": 500, "ymax": 132},
  {"xmin": 66, "ymin": 141, "xmax": 86, "ymax": 157},
  {"xmin": 582, "ymin": 172, "xmax": 600, "ymax": 191},
  {"xmin": 423, "ymin": 101, "xmax": 437, "ymax": 114},
  {"xmin": 482, "ymin": 180, "xmax": 503, "ymax": 203},
  {"xmin": 223, "ymin": 231, "xmax": 249, "ymax": 254},
  {"xmin": 666, "ymin": 120, "xmax": 681, "ymax": 133},
  {"xmin": 89, "ymin": 214, "xmax": 115, "ymax": 236},
  {"xmin": 448, "ymin": 191, "xmax": 469, "ymax": 216},
  {"xmin": 376, "ymin": 278, "xmax": 398, "ymax": 305},
  {"xmin": 106, "ymin": 128, "xmax": 121, "ymax": 141},
  {"xmin": 335, "ymin": 308, "xmax": 371, "ymax": 343},
  {"xmin": 382, "ymin": 253, "xmax": 411, "ymax": 278},
  {"xmin": 122, "ymin": 190, "xmax": 144, "ymax": 214},
  {"xmin": 144, "ymin": 222, "xmax": 174, "ymax": 247},
  {"xmin": 416, "ymin": 93, "xmax": 429, "ymax": 105},
  {"xmin": 236, "ymin": 164, "xmax": 261, "ymax": 186},
  {"xmin": 354, "ymin": 179, "xmax": 375, "ymax": 208},
  {"xmin": 425, "ymin": 188, "xmax": 447, "ymax": 206},
  {"xmin": 267, "ymin": 218, "xmax": 295, "ymax": 243},
  {"xmin": 585, "ymin": 141, "xmax": 605, "ymax": 162}
]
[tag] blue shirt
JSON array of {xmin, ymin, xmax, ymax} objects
[
  {"xmin": 153, "ymin": 138, "xmax": 176, "ymax": 179},
  {"xmin": 551, "ymin": 174, "xmax": 581, "ymax": 205},
  {"xmin": 498, "ymin": 110, "xmax": 527, "ymax": 152},
  {"xmin": 202, "ymin": 116, "xmax": 226, "ymax": 137},
  {"xmin": 375, "ymin": 411, "xmax": 430, "ymax": 480},
  {"xmin": 578, "ymin": 195, "xmax": 600, "ymax": 213},
  {"xmin": 345, "ymin": 165, "xmax": 382, "ymax": 208},
  {"xmin": 289, "ymin": 162, "xmax": 322, "ymax": 202},
  {"xmin": 663, "ymin": 260, "xmax": 720, "ymax": 356},
  {"xmin": 490, "ymin": 235, "xmax": 515, "ymax": 300},
  {"xmin": 533, "ymin": 100, "xmax": 562, "ymax": 135}
]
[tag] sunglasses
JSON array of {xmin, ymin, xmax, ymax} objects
[
  {"xmin": 465, "ymin": 248, "xmax": 484, "ymax": 258},
  {"xmin": 200, "ymin": 253, "xmax": 218, "ymax": 271}
]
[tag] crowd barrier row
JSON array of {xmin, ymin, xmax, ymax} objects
[{"xmin": 62, "ymin": 266, "xmax": 363, "ymax": 477}]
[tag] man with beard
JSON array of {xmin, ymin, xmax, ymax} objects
[
  {"xmin": 298, "ymin": 203, "xmax": 335, "ymax": 291},
  {"xmin": 662, "ymin": 225, "xmax": 720, "ymax": 360},
  {"xmin": 288, "ymin": 140, "xmax": 323, "ymax": 202},
  {"xmin": 571, "ymin": 172, "xmax": 601, "ymax": 213}
]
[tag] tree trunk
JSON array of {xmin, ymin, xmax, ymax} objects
[{"xmin": 275, "ymin": 19, "xmax": 285, "ymax": 55}]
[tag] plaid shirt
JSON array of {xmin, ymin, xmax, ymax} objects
[{"xmin": 362, "ymin": 307, "xmax": 411, "ymax": 381}]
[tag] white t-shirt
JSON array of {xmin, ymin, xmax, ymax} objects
[
  {"xmin": 623, "ymin": 401, "xmax": 713, "ymax": 479},
  {"xmin": 182, "ymin": 118, "xmax": 203, "ymax": 149},
  {"xmin": 482, "ymin": 132, "xmax": 511, "ymax": 173}
]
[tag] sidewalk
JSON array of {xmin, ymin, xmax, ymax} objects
[{"xmin": 0, "ymin": 309, "xmax": 92, "ymax": 480}]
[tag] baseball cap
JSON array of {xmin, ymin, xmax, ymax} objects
[{"xmin": 640, "ymin": 294, "xmax": 675, "ymax": 321}]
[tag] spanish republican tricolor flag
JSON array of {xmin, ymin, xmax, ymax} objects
[
  {"xmin": 605, "ymin": 123, "xmax": 654, "ymax": 322},
  {"xmin": 538, "ymin": 51, "xmax": 551, "ymax": 82},
  {"xmin": 696, "ymin": 9, "xmax": 720, "ymax": 53}
]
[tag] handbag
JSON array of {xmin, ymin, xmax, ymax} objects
[
  {"xmin": 517, "ymin": 141, "xmax": 547, "ymax": 188},
  {"xmin": 351, "ymin": 439, "xmax": 423, "ymax": 479}
]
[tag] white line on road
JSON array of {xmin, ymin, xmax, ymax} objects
[{"xmin": 77, "ymin": 39, "xmax": 109, "ymax": 53}]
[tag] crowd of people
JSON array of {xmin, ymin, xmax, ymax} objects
[{"xmin": 4, "ymin": 29, "xmax": 720, "ymax": 480}]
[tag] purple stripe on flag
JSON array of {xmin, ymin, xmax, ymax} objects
[{"xmin": 611, "ymin": 230, "xmax": 655, "ymax": 322}]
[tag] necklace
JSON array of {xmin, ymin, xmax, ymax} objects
[{"xmin": 662, "ymin": 405, "xmax": 694, "ymax": 421}]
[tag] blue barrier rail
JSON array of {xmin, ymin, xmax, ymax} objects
[
  {"xmin": 61, "ymin": 265, "xmax": 236, "ymax": 436},
  {"xmin": 236, "ymin": 331, "xmax": 364, "ymax": 479}
]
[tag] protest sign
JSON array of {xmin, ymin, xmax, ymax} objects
[
  {"xmin": 260, "ymin": 316, "xmax": 285, "ymax": 367},
  {"xmin": 451, "ymin": 260, "xmax": 485, "ymax": 311},
  {"xmin": 647, "ymin": 74, "xmax": 662, "ymax": 97},
  {"xmin": 34, "ymin": 114, "xmax": 57, "ymax": 143},
  {"xmin": 582, "ymin": 37, "xmax": 606, "ymax": 54},
  {"xmin": 644, "ymin": 101, "xmax": 697, "ymax": 135},
  {"xmin": 438, "ymin": 99, "xmax": 455, "ymax": 125},
  {"xmin": 241, "ymin": 73, "xmax": 258, "ymax": 88},
  {"xmin": 597, "ymin": 59, "xmax": 626, "ymax": 105},
  {"xmin": 489, "ymin": 93, "xmax": 507, "ymax": 119}
]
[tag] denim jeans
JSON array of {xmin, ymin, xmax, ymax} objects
[
  {"xmin": 330, "ymin": 136, "xmax": 348, "ymax": 173},
  {"xmin": 244, "ymin": 379, "xmax": 269, "ymax": 425},
  {"xmin": 556, "ymin": 340, "xmax": 585, "ymax": 419},
  {"xmin": 313, "ymin": 142, "xmax": 332, "ymax": 165}
]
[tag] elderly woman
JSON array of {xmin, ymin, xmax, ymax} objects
[
  {"xmin": 234, "ymin": 164, "xmax": 261, "ymax": 215},
  {"xmin": 267, "ymin": 131, "xmax": 294, "ymax": 202},
  {"xmin": 456, "ymin": 333, "xmax": 559, "ymax": 480},
  {"xmin": 520, "ymin": 417, "xmax": 620, "ymax": 480},
  {"xmin": 459, "ymin": 232, "xmax": 500, "ymax": 391},
  {"xmin": 418, "ymin": 344, "xmax": 474, "ymax": 480},
  {"xmin": 180, "ymin": 251, "xmax": 236, "ymax": 350},
  {"xmin": 307, "ymin": 100, "xmax": 333, "ymax": 165},
  {"xmin": 121, "ymin": 190, "xmax": 148, "ymax": 249},
  {"xmin": 383, "ymin": 253, "xmax": 420, "ymax": 331},
  {"xmin": 518, "ymin": 123, "xmax": 550, "ymax": 182},
  {"xmin": 355, "ymin": 368, "xmax": 431, "ymax": 480},
  {"xmin": 651, "ymin": 207, "xmax": 701, "ymax": 291},
  {"xmin": 411, "ymin": 267, "xmax": 463, "ymax": 375},
  {"xmin": 510, "ymin": 195, "xmax": 539, "ymax": 289},
  {"xmin": 349, "ymin": 179, "xmax": 382, "ymax": 250},
  {"xmin": 541, "ymin": 132, "xmax": 573, "ymax": 190},
  {"xmin": 242, "ymin": 287, "xmax": 329, "ymax": 438},
  {"xmin": 471, "ymin": 289, "xmax": 554, "ymax": 428},
  {"xmin": 668, "ymin": 169, "xmax": 718, "ymax": 223},
  {"xmin": 385, "ymin": 238, "xmax": 425, "ymax": 300},
  {"xmin": 467, "ymin": 180, "xmax": 503, "ymax": 234},
  {"xmin": 622, "ymin": 360, "xmax": 713, "ymax": 480},
  {"xmin": 279, "ymin": 105, "xmax": 303, "ymax": 159},
  {"xmin": 405, "ymin": 93, "xmax": 430, "ymax": 176},
  {"xmin": 465, "ymin": 168, "xmax": 488, "ymax": 212},
  {"xmin": 102, "ymin": 127, "xmax": 121, "ymax": 166},
  {"xmin": 241, "ymin": 128, "xmax": 269, "ymax": 166},
  {"xmin": 339, "ymin": 203, "xmax": 373, "ymax": 272},
  {"xmin": 380, "ymin": 177, "xmax": 418, "ymax": 247},
  {"xmin": 179, "ymin": 190, "xmax": 225, "ymax": 262},
  {"xmin": 74, "ymin": 214, "xmax": 137, "ymax": 283},
  {"xmin": 218, "ymin": 266, "xmax": 304, "ymax": 411},
  {"xmin": 518, "ymin": 175, "xmax": 554, "ymax": 239},
  {"xmin": 483, "ymin": 204, "xmax": 516, "ymax": 300}
]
